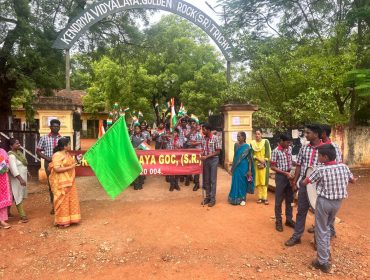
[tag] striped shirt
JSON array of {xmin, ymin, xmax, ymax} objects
[
  {"xmin": 188, "ymin": 130, "xmax": 202, "ymax": 149},
  {"xmin": 307, "ymin": 162, "xmax": 353, "ymax": 200},
  {"xmin": 37, "ymin": 133, "xmax": 62, "ymax": 157},
  {"xmin": 167, "ymin": 137, "xmax": 183, "ymax": 150},
  {"xmin": 323, "ymin": 139, "xmax": 342, "ymax": 163},
  {"xmin": 177, "ymin": 125, "xmax": 191, "ymax": 144},
  {"xmin": 141, "ymin": 130, "xmax": 151, "ymax": 142},
  {"xmin": 296, "ymin": 141, "xmax": 323, "ymax": 177},
  {"xmin": 201, "ymin": 134, "xmax": 222, "ymax": 156},
  {"xmin": 152, "ymin": 129, "xmax": 167, "ymax": 143},
  {"xmin": 130, "ymin": 133, "xmax": 145, "ymax": 148},
  {"xmin": 271, "ymin": 145, "xmax": 292, "ymax": 172}
]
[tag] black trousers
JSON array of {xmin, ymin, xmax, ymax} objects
[
  {"xmin": 169, "ymin": 176, "xmax": 179, "ymax": 187},
  {"xmin": 274, "ymin": 173, "xmax": 294, "ymax": 223},
  {"xmin": 44, "ymin": 160, "xmax": 54, "ymax": 204}
]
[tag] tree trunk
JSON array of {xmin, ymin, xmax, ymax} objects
[{"xmin": 0, "ymin": 81, "xmax": 14, "ymax": 130}]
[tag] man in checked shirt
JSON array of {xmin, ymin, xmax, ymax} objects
[
  {"xmin": 200, "ymin": 123, "xmax": 222, "ymax": 207},
  {"xmin": 270, "ymin": 133, "xmax": 295, "ymax": 232},
  {"xmin": 306, "ymin": 124, "xmax": 343, "ymax": 236},
  {"xmin": 300, "ymin": 144, "xmax": 355, "ymax": 273},
  {"xmin": 36, "ymin": 119, "xmax": 62, "ymax": 214},
  {"xmin": 285, "ymin": 124, "xmax": 323, "ymax": 246}
]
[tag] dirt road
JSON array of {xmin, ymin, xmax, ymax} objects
[{"xmin": 0, "ymin": 168, "xmax": 369, "ymax": 279}]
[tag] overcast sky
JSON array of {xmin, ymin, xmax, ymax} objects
[
  {"xmin": 148, "ymin": 0, "xmax": 226, "ymax": 58},
  {"xmin": 150, "ymin": 0, "xmax": 222, "ymax": 24}
]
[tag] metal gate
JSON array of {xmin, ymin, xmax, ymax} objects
[{"xmin": 0, "ymin": 130, "xmax": 41, "ymax": 175}]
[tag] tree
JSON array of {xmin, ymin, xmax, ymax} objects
[
  {"xmin": 218, "ymin": 0, "xmax": 370, "ymax": 128},
  {"xmin": 80, "ymin": 15, "xmax": 227, "ymax": 124},
  {"xmin": 0, "ymin": 0, "xmax": 150, "ymax": 129},
  {"xmin": 0, "ymin": 0, "xmax": 65, "ymax": 129}
]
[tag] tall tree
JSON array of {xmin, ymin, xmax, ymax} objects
[
  {"xmin": 0, "ymin": 0, "xmax": 149, "ymax": 129},
  {"xmin": 0, "ymin": 0, "xmax": 64, "ymax": 129},
  {"xmin": 80, "ymin": 15, "xmax": 227, "ymax": 124},
  {"xmin": 219, "ymin": 0, "xmax": 370, "ymax": 128}
]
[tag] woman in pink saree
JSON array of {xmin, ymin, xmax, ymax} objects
[{"xmin": 0, "ymin": 148, "xmax": 12, "ymax": 229}]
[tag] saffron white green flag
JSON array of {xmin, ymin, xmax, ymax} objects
[{"xmin": 170, "ymin": 98, "xmax": 177, "ymax": 132}]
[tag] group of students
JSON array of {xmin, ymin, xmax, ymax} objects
[
  {"xmin": 0, "ymin": 118, "xmax": 355, "ymax": 273},
  {"xmin": 129, "ymin": 116, "xmax": 222, "ymax": 207},
  {"xmin": 228, "ymin": 123, "xmax": 354, "ymax": 273},
  {"xmin": 0, "ymin": 119, "xmax": 81, "ymax": 230}
]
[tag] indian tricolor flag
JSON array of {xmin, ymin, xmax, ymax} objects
[
  {"xmin": 190, "ymin": 114, "xmax": 199, "ymax": 124},
  {"xmin": 132, "ymin": 116, "xmax": 140, "ymax": 126},
  {"xmin": 98, "ymin": 120, "xmax": 105, "ymax": 138},
  {"xmin": 138, "ymin": 141, "xmax": 152, "ymax": 150},
  {"xmin": 178, "ymin": 103, "xmax": 187, "ymax": 116},
  {"xmin": 170, "ymin": 98, "xmax": 177, "ymax": 132}
]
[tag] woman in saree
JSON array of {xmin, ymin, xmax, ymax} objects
[
  {"xmin": 49, "ymin": 138, "xmax": 81, "ymax": 228},
  {"xmin": 250, "ymin": 129, "xmax": 271, "ymax": 205},
  {"xmin": 0, "ymin": 147, "xmax": 12, "ymax": 229},
  {"xmin": 8, "ymin": 138, "xmax": 29, "ymax": 222},
  {"xmin": 228, "ymin": 132, "xmax": 255, "ymax": 205}
]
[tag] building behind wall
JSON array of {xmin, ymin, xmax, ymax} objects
[{"xmin": 12, "ymin": 90, "xmax": 107, "ymax": 151}]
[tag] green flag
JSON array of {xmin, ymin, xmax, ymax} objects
[{"xmin": 84, "ymin": 117, "xmax": 142, "ymax": 199}]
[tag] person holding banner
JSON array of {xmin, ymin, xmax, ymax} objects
[
  {"xmin": 228, "ymin": 132, "xmax": 254, "ymax": 206},
  {"xmin": 200, "ymin": 123, "xmax": 222, "ymax": 207},
  {"xmin": 177, "ymin": 117, "xmax": 191, "ymax": 186},
  {"xmin": 130, "ymin": 125, "xmax": 146, "ymax": 190},
  {"xmin": 167, "ymin": 128, "xmax": 183, "ymax": 191},
  {"xmin": 187, "ymin": 118, "xmax": 202, "ymax": 191},
  {"xmin": 152, "ymin": 122, "xmax": 167, "ymax": 150},
  {"xmin": 140, "ymin": 121, "xmax": 151, "ymax": 145},
  {"xmin": 48, "ymin": 138, "xmax": 81, "ymax": 228}
]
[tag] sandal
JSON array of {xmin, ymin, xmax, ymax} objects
[
  {"xmin": 257, "ymin": 199, "xmax": 263, "ymax": 204},
  {"xmin": 0, "ymin": 222, "xmax": 11, "ymax": 229},
  {"xmin": 20, "ymin": 216, "xmax": 29, "ymax": 223},
  {"xmin": 264, "ymin": 200, "xmax": 269, "ymax": 205},
  {"xmin": 58, "ymin": 224, "xmax": 70, "ymax": 229}
]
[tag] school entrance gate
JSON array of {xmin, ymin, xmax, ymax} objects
[
  {"xmin": 52, "ymin": 1, "xmax": 258, "ymax": 170},
  {"xmin": 53, "ymin": 0, "xmax": 236, "ymax": 89}
]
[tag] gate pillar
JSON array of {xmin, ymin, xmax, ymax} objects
[{"xmin": 220, "ymin": 104, "xmax": 258, "ymax": 172}]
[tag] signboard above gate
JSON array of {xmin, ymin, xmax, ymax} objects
[{"xmin": 53, "ymin": 0, "xmax": 235, "ymax": 61}]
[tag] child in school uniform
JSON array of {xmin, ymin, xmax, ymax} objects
[
  {"xmin": 300, "ymin": 144, "xmax": 355, "ymax": 273},
  {"xmin": 270, "ymin": 133, "xmax": 295, "ymax": 232},
  {"xmin": 167, "ymin": 128, "xmax": 183, "ymax": 191}
]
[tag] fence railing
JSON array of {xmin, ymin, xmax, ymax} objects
[{"xmin": 0, "ymin": 131, "xmax": 41, "ymax": 164}]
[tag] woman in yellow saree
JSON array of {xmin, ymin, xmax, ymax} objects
[{"xmin": 49, "ymin": 138, "xmax": 81, "ymax": 228}]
